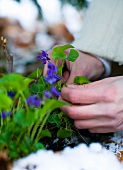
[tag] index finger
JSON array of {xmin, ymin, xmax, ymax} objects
[{"xmin": 61, "ymin": 85, "xmax": 104, "ymax": 104}]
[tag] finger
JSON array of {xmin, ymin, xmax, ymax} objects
[
  {"xmin": 60, "ymin": 103, "xmax": 107, "ymax": 120},
  {"xmin": 74, "ymin": 117, "xmax": 115, "ymax": 129},
  {"xmin": 58, "ymin": 96, "xmax": 72, "ymax": 105},
  {"xmin": 88, "ymin": 127, "xmax": 116, "ymax": 133},
  {"xmin": 61, "ymin": 85, "xmax": 104, "ymax": 104}
]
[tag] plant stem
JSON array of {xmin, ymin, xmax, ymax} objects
[
  {"xmin": 75, "ymin": 128, "xmax": 88, "ymax": 144},
  {"xmin": 0, "ymin": 37, "xmax": 13, "ymax": 73},
  {"xmin": 0, "ymin": 117, "xmax": 3, "ymax": 128},
  {"xmin": 16, "ymin": 97, "xmax": 21, "ymax": 111},
  {"xmin": 28, "ymin": 123, "xmax": 34, "ymax": 137},
  {"xmin": 58, "ymin": 60, "xmax": 64, "ymax": 88},
  {"xmin": 31, "ymin": 109, "xmax": 40, "ymax": 139},
  {"xmin": 16, "ymin": 130, "xmax": 24, "ymax": 145},
  {"xmin": 35, "ymin": 111, "xmax": 50, "ymax": 142},
  {"xmin": 19, "ymin": 92, "xmax": 29, "ymax": 112}
]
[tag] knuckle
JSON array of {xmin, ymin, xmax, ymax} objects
[
  {"xmin": 102, "ymin": 86, "xmax": 116, "ymax": 102},
  {"xmin": 114, "ymin": 127, "xmax": 120, "ymax": 132},
  {"xmin": 103, "ymin": 104, "xmax": 117, "ymax": 118},
  {"xmin": 113, "ymin": 119, "xmax": 123, "ymax": 131}
]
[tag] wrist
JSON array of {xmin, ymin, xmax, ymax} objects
[
  {"xmin": 78, "ymin": 51, "xmax": 105, "ymax": 80},
  {"xmin": 79, "ymin": 50, "xmax": 111, "ymax": 78},
  {"xmin": 94, "ymin": 56, "xmax": 111, "ymax": 78}
]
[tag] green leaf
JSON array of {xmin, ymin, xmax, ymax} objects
[
  {"xmin": 38, "ymin": 77, "xmax": 45, "ymax": 84},
  {"xmin": 19, "ymin": 141, "xmax": 30, "ymax": 155},
  {"xmin": 57, "ymin": 129, "xmax": 72, "ymax": 138},
  {"xmin": 24, "ymin": 77, "xmax": 33, "ymax": 87},
  {"xmin": 0, "ymin": 131, "xmax": 11, "ymax": 145},
  {"xmin": 0, "ymin": 73, "xmax": 31, "ymax": 91},
  {"xmin": 29, "ymin": 83, "xmax": 45, "ymax": 93},
  {"xmin": 40, "ymin": 129, "xmax": 52, "ymax": 138},
  {"xmin": 0, "ymin": 137, "xmax": 6, "ymax": 145},
  {"xmin": 34, "ymin": 142, "xmax": 45, "ymax": 150},
  {"xmin": 9, "ymin": 141, "xmax": 16, "ymax": 150},
  {"xmin": 0, "ymin": 93, "xmax": 12, "ymax": 110},
  {"xmin": 13, "ymin": 125, "xmax": 23, "ymax": 136},
  {"xmin": 14, "ymin": 109, "xmax": 38, "ymax": 127},
  {"xmin": 74, "ymin": 76, "xmax": 91, "ymax": 85},
  {"xmin": 52, "ymin": 51, "xmax": 66, "ymax": 60},
  {"xmin": 40, "ymin": 99, "xmax": 68, "ymax": 118},
  {"xmin": 28, "ymin": 68, "xmax": 42, "ymax": 79},
  {"xmin": 52, "ymin": 44, "xmax": 74, "ymax": 60},
  {"xmin": 67, "ymin": 49, "xmax": 79, "ymax": 62},
  {"xmin": 25, "ymin": 136, "xmax": 33, "ymax": 147},
  {"xmin": 9, "ymin": 150, "xmax": 19, "ymax": 159},
  {"xmin": 48, "ymin": 113, "xmax": 61, "ymax": 128}
]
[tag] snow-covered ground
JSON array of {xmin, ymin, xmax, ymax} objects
[
  {"xmin": 11, "ymin": 130, "xmax": 123, "ymax": 170},
  {"xmin": 12, "ymin": 142, "xmax": 123, "ymax": 170}
]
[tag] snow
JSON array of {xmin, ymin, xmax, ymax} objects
[
  {"xmin": 0, "ymin": 0, "xmax": 84, "ymax": 34},
  {"xmin": 104, "ymin": 131, "xmax": 123, "ymax": 154},
  {"xmin": 38, "ymin": 0, "xmax": 62, "ymax": 25},
  {"xmin": 0, "ymin": 0, "xmax": 38, "ymax": 31},
  {"xmin": 12, "ymin": 143, "xmax": 123, "ymax": 170}
]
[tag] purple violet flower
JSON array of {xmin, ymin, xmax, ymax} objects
[
  {"xmin": 26, "ymin": 95, "xmax": 41, "ymax": 107},
  {"xmin": 44, "ymin": 62, "xmax": 61, "ymax": 84},
  {"xmin": 1, "ymin": 112, "xmax": 11, "ymax": 119},
  {"xmin": 47, "ymin": 69, "xmax": 54, "ymax": 77},
  {"xmin": 44, "ymin": 74, "xmax": 61, "ymax": 84},
  {"xmin": 48, "ymin": 62, "xmax": 58, "ymax": 72},
  {"xmin": 44, "ymin": 90, "xmax": 52, "ymax": 99},
  {"xmin": 37, "ymin": 50, "xmax": 50, "ymax": 64},
  {"xmin": 50, "ymin": 86, "xmax": 61, "ymax": 97},
  {"xmin": 7, "ymin": 91, "xmax": 15, "ymax": 98},
  {"xmin": 54, "ymin": 74, "xmax": 61, "ymax": 82}
]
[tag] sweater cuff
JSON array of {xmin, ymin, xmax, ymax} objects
[{"xmin": 94, "ymin": 56, "xmax": 111, "ymax": 78}]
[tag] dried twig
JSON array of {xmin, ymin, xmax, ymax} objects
[{"xmin": 0, "ymin": 37, "xmax": 13, "ymax": 73}]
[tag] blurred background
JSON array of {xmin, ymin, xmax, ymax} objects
[{"xmin": 0, "ymin": 0, "xmax": 91, "ymax": 75}]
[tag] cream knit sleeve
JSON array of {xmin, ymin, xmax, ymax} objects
[{"xmin": 72, "ymin": 0, "xmax": 123, "ymax": 65}]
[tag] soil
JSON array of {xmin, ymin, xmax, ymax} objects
[{"xmin": 42, "ymin": 129, "xmax": 114, "ymax": 151}]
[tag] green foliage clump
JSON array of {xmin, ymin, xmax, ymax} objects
[{"xmin": 0, "ymin": 43, "xmax": 90, "ymax": 162}]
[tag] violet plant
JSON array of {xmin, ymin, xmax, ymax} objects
[{"xmin": 0, "ymin": 38, "xmax": 90, "ymax": 162}]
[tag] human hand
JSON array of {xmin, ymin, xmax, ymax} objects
[
  {"xmin": 43, "ymin": 48, "xmax": 105, "ymax": 84},
  {"xmin": 59, "ymin": 76, "xmax": 123, "ymax": 133}
]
